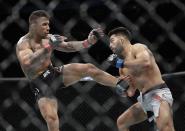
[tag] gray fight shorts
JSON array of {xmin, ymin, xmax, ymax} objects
[{"xmin": 137, "ymin": 83, "xmax": 173, "ymax": 122}]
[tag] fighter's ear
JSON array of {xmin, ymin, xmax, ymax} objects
[
  {"xmin": 30, "ymin": 22, "xmax": 36, "ymax": 29},
  {"xmin": 120, "ymin": 38, "xmax": 125, "ymax": 45}
]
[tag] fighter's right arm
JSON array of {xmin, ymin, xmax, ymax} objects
[
  {"xmin": 17, "ymin": 47, "xmax": 33, "ymax": 66},
  {"xmin": 16, "ymin": 41, "xmax": 50, "ymax": 68}
]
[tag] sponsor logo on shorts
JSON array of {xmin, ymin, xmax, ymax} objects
[{"xmin": 43, "ymin": 70, "xmax": 50, "ymax": 77}]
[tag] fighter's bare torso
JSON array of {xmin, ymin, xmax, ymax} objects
[
  {"xmin": 119, "ymin": 44, "xmax": 164, "ymax": 93},
  {"xmin": 16, "ymin": 34, "xmax": 52, "ymax": 79}
]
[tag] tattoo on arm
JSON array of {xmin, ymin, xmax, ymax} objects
[
  {"xmin": 27, "ymin": 48, "xmax": 50, "ymax": 69},
  {"xmin": 29, "ymin": 48, "xmax": 47, "ymax": 62},
  {"xmin": 56, "ymin": 40, "xmax": 89, "ymax": 52},
  {"xmin": 67, "ymin": 41, "xmax": 86, "ymax": 51},
  {"xmin": 18, "ymin": 47, "xmax": 49, "ymax": 69}
]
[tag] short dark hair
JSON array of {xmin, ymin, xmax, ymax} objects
[
  {"xmin": 29, "ymin": 10, "xmax": 50, "ymax": 24},
  {"xmin": 108, "ymin": 27, "xmax": 132, "ymax": 40}
]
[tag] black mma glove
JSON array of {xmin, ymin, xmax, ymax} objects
[
  {"xmin": 49, "ymin": 34, "xmax": 62, "ymax": 48},
  {"xmin": 107, "ymin": 54, "xmax": 124, "ymax": 68},
  {"xmin": 115, "ymin": 79, "xmax": 129, "ymax": 97},
  {"xmin": 83, "ymin": 28, "xmax": 104, "ymax": 48},
  {"xmin": 92, "ymin": 29, "xmax": 101, "ymax": 40}
]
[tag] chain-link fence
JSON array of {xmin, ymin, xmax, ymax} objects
[{"xmin": 0, "ymin": 0, "xmax": 185, "ymax": 131}]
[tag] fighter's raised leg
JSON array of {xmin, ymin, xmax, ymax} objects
[{"xmin": 62, "ymin": 63, "xmax": 118, "ymax": 87}]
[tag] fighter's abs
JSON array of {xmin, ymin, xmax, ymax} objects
[{"xmin": 120, "ymin": 68, "xmax": 149, "ymax": 89}]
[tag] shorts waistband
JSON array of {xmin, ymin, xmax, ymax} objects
[
  {"xmin": 36, "ymin": 65, "xmax": 54, "ymax": 80},
  {"xmin": 143, "ymin": 83, "xmax": 168, "ymax": 96}
]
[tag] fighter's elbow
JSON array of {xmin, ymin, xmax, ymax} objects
[{"xmin": 22, "ymin": 59, "xmax": 32, "ymax": 68}]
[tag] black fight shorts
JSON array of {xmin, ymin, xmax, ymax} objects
[{"xmin": 30, "ymin": 65, "xmax": 65, "ymax": 101}]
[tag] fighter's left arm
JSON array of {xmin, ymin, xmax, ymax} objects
[
  {"xmin": 56, "ymin": 40, "xmax": 92, "ymax": 52},
  {"xmin": 54, "ymin": 28, "xmax": 104, "ymax": 52}
]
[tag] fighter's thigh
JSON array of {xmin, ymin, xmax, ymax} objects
[
  {"xmin": 63, "ymin": 63, "xmax": 93, "ymax": 86},
  {"xmin": 155, "ymin": 101, "xmax": 174, "ymax": 130},
  {"xmin": 117, "ymin": 102, "xmax": 147, "ymax": 127},
  {"xmin": 38, "ymin": 97, "xmax": 58, "ymax": 118}
]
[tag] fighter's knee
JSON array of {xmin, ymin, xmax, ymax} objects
[
  {"xmin": 44, "ymin": 113, "xmax": 58, "ymax": 124},
  {"xmin": 85, "ymin": 63, "xmax": 100, "ymax": 76},
  {"xmin": 117, "ymin": 116, "xmax": 128, "ymax": 130},
  {"xmin": 157, "ymin": 119, "xmax": 175, "ymax": 131},
  {"xmin": 156, "ymin": 117, "xmax": 174, "ymax": 131},
  {"xmin": 156, "ymin": 101, "xmax": 175, "ymax": 131},
  {"xmin": 158, "ymin": 123, "xmax": 175, "ymax": 131},
  {"xmin": 117, "ymin": 116, "xmax": 122, "ymax": 127},
  {"xmin": 85, "ymin": 63, "xmax": 96, "ymax": 69}
]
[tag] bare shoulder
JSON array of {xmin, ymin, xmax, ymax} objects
[
  {"xmin": 132, "ymin": 43, "xmax": 150, "ymax": 55},
  {"xmin": 16, "ymin": 35, "xmax": 30, "ymax": 50},
  {"xmin": 133, "ymin": 43, "xmax": 153, "ymax": 57},
  {"xmin": 133, "ymin": 43, "xmax": 148, "ymax": 50}
]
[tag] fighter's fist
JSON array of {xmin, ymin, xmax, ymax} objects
[
  {"xmin": 87, "ymin": 28, "xmax": 104, "ymax": 45},
  {"xmin": 49, "ymin": 34, "xmax": 63, "ymax": 48},
  {"xmin": 115, "ymin": 76, "xmax": 130, "ymax": 97},
  {"xmin": 107, "ymin": 54, "xmax": 124, "ymax": 68}
]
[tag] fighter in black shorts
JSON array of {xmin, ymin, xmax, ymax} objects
[
  {"xmin": 16, "ymin": 10, "xmax": 130, "ymax": 131},
  {"xmin": 30, "ymin": 65, "xmax": 65, "ymax": 100}
]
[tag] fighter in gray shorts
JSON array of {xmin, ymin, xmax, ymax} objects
[
  {"xmin": 137, "ymin": 83, "xmax": 173, "ymax": 122},
  {"xmin": 108, "ymin": 27, "xmax": 175, "ymax": 131}
]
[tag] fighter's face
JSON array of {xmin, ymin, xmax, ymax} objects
[
  {"xmin": 109, "ymin": 34, "xmax": 125, "ymax": 58},
  {"xmin": 33, "ymin": 17, "xmax": 50, "ymax": 38}
]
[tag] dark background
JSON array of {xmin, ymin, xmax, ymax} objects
[{"xmin": 0, "ymin": 0, "xmax": 185, "ymax": 131}]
